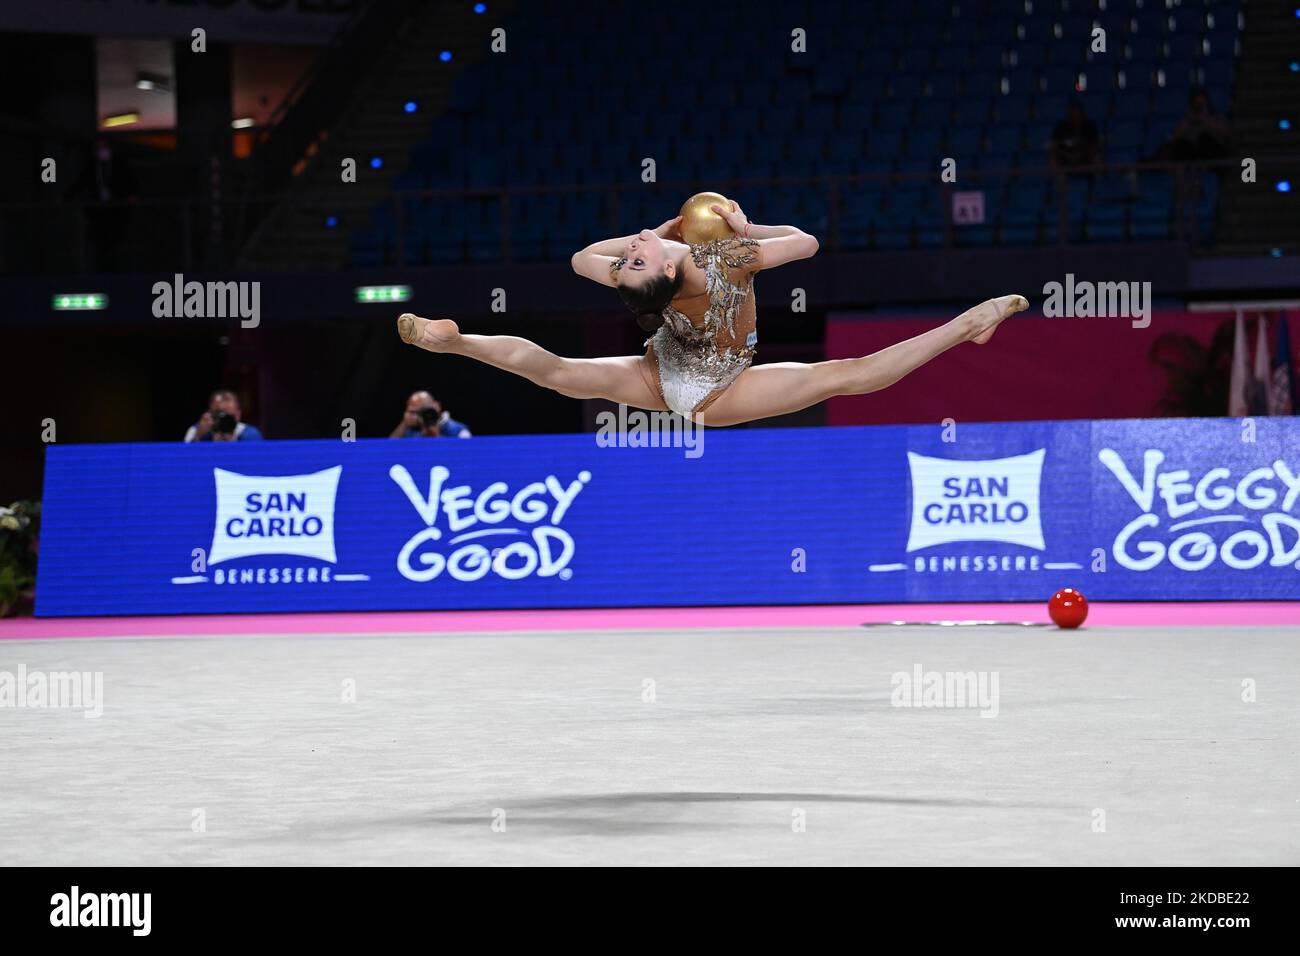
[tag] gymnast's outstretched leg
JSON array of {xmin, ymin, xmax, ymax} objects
[
  {"xmin": 397, "ymin": 313, "xmax": 667, "ymax": 411},
  {"xmin": 700, "ymin": 294, "xmax": 1028, "ymax": 427}
]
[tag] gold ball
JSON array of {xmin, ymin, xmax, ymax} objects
[{"xmin": 679, "ymin": 191, "xmax": 734, "ymax": 244}]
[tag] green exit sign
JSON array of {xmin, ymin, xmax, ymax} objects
[
  {"xmin": 354, "ymin": 285, "xmax": 412, "ymax": 303},
  {"xmin": 52, "ymin": 293, "xmax": 108, "ymax": 311}
]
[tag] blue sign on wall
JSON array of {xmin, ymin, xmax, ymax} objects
[{"xmin": 35, "ymin": 418, "xmax": 1300, "ymax": 616}]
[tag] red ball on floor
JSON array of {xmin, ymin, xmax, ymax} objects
[{"xmin": 1049, "ymin": 588, "xmax": 1088, "ymax": 629}]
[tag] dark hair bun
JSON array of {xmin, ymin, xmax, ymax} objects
[{"xmin": 636, "ymin": 311, "xmax": 665, "ymax": 333}]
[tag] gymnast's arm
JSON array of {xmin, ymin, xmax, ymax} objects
[
  {"xmin": 751, "ymin": 228, "xmax": 820, "ymax": 269},
  {"xmin": 569, "ymin": 239, "xmax": 625, "ymax": 287},
  {"xmin": 712, "ymin": 202, "xmax": 819, "ymax": 269},
  {"xmin": 570, "ymin": 216, "xmax": 683, "ymax": 287}
]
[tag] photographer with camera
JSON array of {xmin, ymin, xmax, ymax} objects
[
  {"xmin": 183, "ymin": 389, "xmax": 264, "ymax": 443},
  {"xmin": 389, "ymin": 390, "xmax": 472, "ymax": 439}
]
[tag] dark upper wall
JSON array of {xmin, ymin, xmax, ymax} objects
[{"xmin": 10, "ymin": 237, "xmax": 1300, "ymax": 338}]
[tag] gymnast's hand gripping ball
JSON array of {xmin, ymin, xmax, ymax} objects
[{"xmin": 678, "ymin": 191, "xmax": 735, "ymax": 244}]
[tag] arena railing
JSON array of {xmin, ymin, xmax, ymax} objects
[{"xmin": 1, "ymin": 155, "xmax": 1287, "ymax": 276}]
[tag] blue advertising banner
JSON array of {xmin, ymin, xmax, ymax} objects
[{"xmin": 34, "ymin": 418, "xmax": 1300, "ymax": 616}]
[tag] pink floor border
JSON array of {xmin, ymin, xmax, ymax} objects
[{"xmin": 1, "ymin": 602, "xmax": 1298, "ymax": 640}]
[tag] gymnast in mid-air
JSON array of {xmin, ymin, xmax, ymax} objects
[{"xmin": 397, "ymin": 192, "xmax": 1028, "ymax": 426}]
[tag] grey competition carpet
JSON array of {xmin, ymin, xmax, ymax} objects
[{"xmin": 1, "ymin": 626, "xmax": 1296, "ymax": 865}]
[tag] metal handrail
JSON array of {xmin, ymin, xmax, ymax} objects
[
  {"xmin": 7, "ymin": 154, "xmax": 1278, "ymax": 210},
  {"xmin": 5, "ymin": 154, "xmax": 1293, "ymax": 274}
]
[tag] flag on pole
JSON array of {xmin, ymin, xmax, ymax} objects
[
  {"xmin": 1249, "ymin": 315, "xmax": 1271, "ymax": 415},
  {"xmin": 1228, "ymin": 311, "xmax": 1250, "ymax": 416},
  {"xmin": 1271, "ymin": 312, "xmax": 1296, "ymax": 416}
]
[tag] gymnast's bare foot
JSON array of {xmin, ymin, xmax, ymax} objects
[
  {"xmin": 959, "ymin": 294, "xmax": 1029, "ymax": 345},
  {"xmin": 397, "ymin": 313, "xmax": 460, "ymax": 352}
]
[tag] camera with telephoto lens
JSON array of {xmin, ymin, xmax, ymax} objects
[
  {"xmin": 418, "ymin": 407, "xmax": 443, "ymax": 429},
  {"xmin": 211, "ymin": 411, "xmax": 238, "ymax": 436}
]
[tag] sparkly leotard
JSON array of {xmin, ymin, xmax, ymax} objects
[{"xmin": 644, "ymin": 237, "xmax": 761, "ymax": 417}]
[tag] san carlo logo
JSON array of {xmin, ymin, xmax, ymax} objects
[
  {"xmin": 1100, "ymin": 447, "xmax": 1300, "ymax": 572},
  {"xmin": 389, "ymin": 465, "xmax": 590, "ymax": 582},
  {"xmin": 171, "ymin": 467, "xmax": 368, "ymax": 588},
  {"xmin": 171, "ymin": 465, "xmax": 592, "ymax": 589},
  {"xmin": 868, "ymin": 445, "xmax": 1300, "ymax": 580},
  {"xmin": 870, "ymin": 450, "xmax": 1082, "ymax": 577}
]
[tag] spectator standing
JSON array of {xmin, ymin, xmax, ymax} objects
[{"xmin": 1049, "ymin": 102, "xmax": 1101, "ymax": 171}]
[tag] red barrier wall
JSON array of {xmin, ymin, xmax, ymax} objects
[{"xmin": 825, "ymin": 309, "xmax": 1239, "ymax": 425}]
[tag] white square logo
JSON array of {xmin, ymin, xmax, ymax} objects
[
  {"xmin": 906, "ymin": 451, "xmax": 1046, "ymax": 552},
  {"xmin": 209, "ymin": 466, "xmax": 341, "ymax": 564}
]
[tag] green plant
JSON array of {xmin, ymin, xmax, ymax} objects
[
  {"xmin": 0, "ymin": 500, "xmax": 40, "ymax": 617},
  {"xmin": 1148, "ymin": 318, "xmax": 1234, "ymax": 417}
]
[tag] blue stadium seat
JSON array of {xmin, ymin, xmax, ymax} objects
[
  {"xmin": 1169, "ymin": 7, "xmax": 1207, "ymax": 34},
  {"xmin": 982, "ymin": 150, "xmax": 1019, "ymax": 172},
  {"xmin": 1151, "ymin": 85, "xmax": 1192, "ymax": 118},
  {"xmin": 828, "ymin": 132, "xmax": 864, "ymax": 163},
  {"xmin": 1204, "ymin": 30, "xmax": 1239, "ymax": 62},
  {"xmin": 876, "ymin": 100, "xmax": 913, "ymax": 128},
  {"xmin": 988, "ymin": 125, "xmax": 1024, "ymax": 154},
  {"xmin": 1024, "ymin": 121, "xmax": 1054, "ymax": 153},
  {"xmin": 802, "ymin": 102, "xmax": 839, "ymax": 134},
  {"xmin": 1005, "ymin": 178, "xmax": 1049, "ymax": 211},
  {"xmin": 1034, "ymin": 93, "xmax": 1068, "ymax": 123},
  {"xmin": 1120, "ymin": 66, "xmax": 1155, "ymax": 94},
  {"xmin": 859, "ymin": 156, "xmax": 896, "ymax": 176},
  {"xmin": 888, "ymin": 73, "xmax": 926, "ymax": 98},
  {"xmin": 1039, "ymin": 64, "xmax": 1077, "ymax": 93},
  {"xmin": 348, "ymin": 0, "xmax": 1240, "ymax": 265},
  {"xmin": 948, "ymin": 126, "xmax": 983, "ymax": 156},
  {"xmin": 1107, "ymin": 119, "xmax": 1144, "ymax": 150},
  {"xmin": 914, "ymin": 99, "xmax": 953, "ymax": 128},
  {"xmin": 848, "ymin": 73, "xmax": 887, "ymax": 102},
  {"xmin": 1000, "ymin": 218, "xmax": 1040, "ymax": 245},
  {"xmin": 963, "ymin": 70, "xmax": 1000, "ymax": 98},
  {"xmin": 1010, "ymin": 43, "xmax": 1048, "ymax": 69},
  {"xmin": 1111, "ymin": 93, "xmax": 1152, "ymax": 120},
  {"xmin": 955, "ymin": 222, "xmax": 997, "ymax": 246},
  {"xmin": 1154, "ymin": 63, "xmax": 1196, "ymax": 93},
  {"xmin": 867, "ymin": 128, "xmax": 904, "ymax": 157},
  {"xmin": 1132, "ymin": 201, "xmax": 1171, "ymax": 240},
  {"xmin": 1058, "ymin": 12, "xmax": 1094, "ymax": 42},
  {"xmin": 925, "ymin": 73, "xmax": 961, "ymax": 99},
  {"xmin": 1199, "ymin": 59, "xmax": 1235, "ymax": 94},
  {"xmin": 813, "ymin": 67, "xmax": 851, "ymax": 98},
  {"xmin": 994, "ymin": 97, "xmax": 1032, "ymax": 125},
  {"xmin": 873, "ymin": 215, "xmax": 913, "ymax": 250},
  {"xmin": 895, "ymin": 155, "xmax": 938, "ymax": 175},
  {"xmin": 899, "ymin": 48, "xmax": 935, "ymax": 74},
  {"xmin": 1138, "ymin": 172, "xmax": 1175, "ymax": 208},
  {"xmin": 1123, "ymin": 33, "xmax": 1162, "ymax": 63},
  {"xmin": 1165, "ymin": 35, "xmax": 1202, "ymax": 62},
  {"xmin": 1140, "ymin": 121, "xmax": 1170, "ymax": 156},
  {"xmin": 1082, "ymin": 67, "xmax": 1120, "ymax": 95},
  {"xmin": 907, "ymin": 129, "xmax": 945, "ymax": 158}
]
